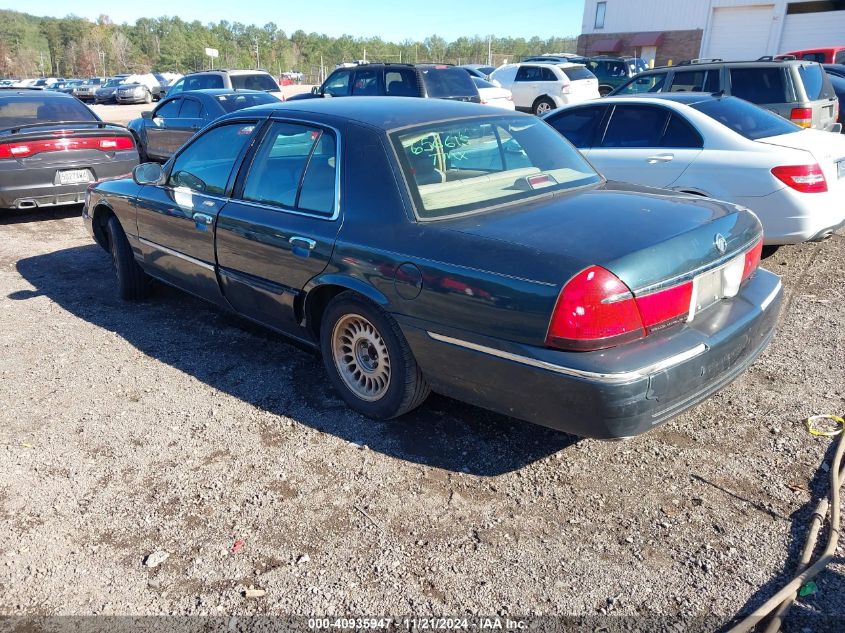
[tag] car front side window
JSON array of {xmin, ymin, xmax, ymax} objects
[
  {"xmin": 616, "ymin": 72, "xmax": 667, "ymax": 94},
  {"xmin": 324, "ymin": 71, "xmax": 351, "ymax": 96},
  {"xmin": 154, "ymin": 98, "xmax": 181, "ymax": 119},
  {"xmin": 168, "ymin": 122, "xmax": 257, "ymax": 196}
]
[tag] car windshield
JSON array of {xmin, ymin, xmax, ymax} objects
[
  {"xmin": 391, "ymin": 115, "xmax": 601, "ymax": 219},
  {"xmin": 230, "ymin": 74, "xmax": 280, "ymax": 92},
  {"xmin": 0, "ymin": 96, "xmax": 98, "ymax": 130},
  {"xmin": 691, "ymin": 97, "xmax": 799, "ymax": 140},
  {"xmin": 472, "ymin": 77, "xmax": 496, "ymax": 89},
  {"xmin": 215, "ymin": 92, "xmax": 278, "ymax": 112},
  {"xmin": 614, "ymin": 72, "xmax": 666, "ymax": 94},
  {"xmin": 103, "ymin": 78, "xmax": 123, "ymax": 88}
]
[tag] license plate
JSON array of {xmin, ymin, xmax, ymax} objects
[
  {"xmin": 838, "ymin": 159, "xmax": 845, "ymax": 180},
  {"xmin": 688, "ymin": 253, "xmax": 745, "ymax": 320},
  {"xmin": 58, "ymin": 169, "xmax": 93, "ymax": 185}
]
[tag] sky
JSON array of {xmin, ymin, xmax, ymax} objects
[{"xmin": 3, "ymin": 0, "xmax": 586, "ymax": 40}]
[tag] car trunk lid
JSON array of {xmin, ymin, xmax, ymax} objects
[
  {"xmin": 441, "ymin": 181, "xmax": 762, "ymax": 292},
  {"xmin": 758, "ymin": 129, "xmax": 845, "ymax": 193}
]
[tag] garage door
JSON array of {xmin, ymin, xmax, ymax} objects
[
  {"xmin": 780, "ymin": 10, "xmax": 845, "ymax": 53},
  {"xmin": 704, "ymin": 5, "xmax": 775, "ymax": 60}
]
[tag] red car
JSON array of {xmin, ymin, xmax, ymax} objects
[{"xmin": 781, "ymin": 46, "xmax": 845, "ymax": 64}]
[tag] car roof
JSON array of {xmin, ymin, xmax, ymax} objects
[
  {"xmin": 179, "ymin": 89, "xmax": 267, "ymax": 97},
  {"xmin": 608, "ymin": 93, "xmax": 720, "ymax": 104},
  {"xmin": 0, "ymin": 89, "xmax": 74, "ymax": 98},
  {"xmin": 649, "ymin": 58, "xmax": 815, "ymax": 71},
  {"xmin": 223, "ymin": 96, "xmax": 524, "ymax": 130}
]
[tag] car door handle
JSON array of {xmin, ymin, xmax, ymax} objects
[
  {"xmin": 289, "ymin": 236, "xmax": 317, "ymax": 250},
  {"xmin": 192, "ymin": 212, "xmax": 213, "ymax": 225},
  {"xmin": 646, "ymin": 153, "xmax": 675, "ymax": 163}
]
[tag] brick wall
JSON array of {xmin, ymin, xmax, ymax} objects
[{"xmin": 577, "ymin": 29, "xmax": 703, "ymax": 66}]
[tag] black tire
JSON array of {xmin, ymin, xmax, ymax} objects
[
  {"xmin": 106, "ymin": 215, "xmax": 150, "ymax": 300},
  {"xmin": 132, "ymin": 132, "xmax": 149, "ymax": 163},
  {"xmin": 533, "ymin": 97, "xmax": 556, "ymax": 115},
  {"xmin": 320, "ymin": 292, "xmax": 430, "ymax": 419}
]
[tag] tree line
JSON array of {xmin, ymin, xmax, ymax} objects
[{"xmin": 0, "ymin": 10, "xmax": 577, "ymax": 81}]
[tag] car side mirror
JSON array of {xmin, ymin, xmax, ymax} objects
[
  {"xmin": 832, "ymin": 122, "xmax": 843, "ymax": 134},
  {"xmin": 132, "ymin": 162, "xmax": 164, "ymax": 186},
  {"xmin": 141, "ymin": 111, "xmax": 153, "ymax": 120},
  {"xmin": 311, "ymin": 85, "xmax": 319, "ymax": 94}
]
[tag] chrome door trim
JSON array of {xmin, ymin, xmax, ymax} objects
[{"xmin": 139, "ymin": 237, "xmax": 215, "ymax": 272}]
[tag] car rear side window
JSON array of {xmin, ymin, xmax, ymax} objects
[
  {"xmin": 230, "ymin": 74, "xmax": 279, "ymax": 92},
  {"xmin": 0, "ymin": 96, "xmax": 98, "ymax": 129},
  {"xmin": 385, "ymin": 69, "xmax": 419, "ymax": 96},
  {"xmin": 729, "ymin": 68, "xmax": 787, "ymax": 103},
  {"xmin": 660, "ymin": 115, "xmax": 703, "ymax": 148},
  {"xmin": 242, "ymin": 122, "xmax": 337, "ymax": 216},
  {"xmin": 540, "ymin": 67, "xmax": 558, "ymax": 81},
  {"xmin": 562, "ymin": 66, "xmax": 595, "ymax": 81},
  {"xmin": 352, "ymin": 68, "xmax": 380, "ymax": 95},
  {"xmin": 836, "ymin": 51, "xmax": 845, "ymax": 64},
  {"xmin": 169, "ymin": 122, "xmax": 256, "ymax": 195},
  {"xmin": 179, "ymin": 98, "xmax": 202, "ymax": 118},
  {"xmin": 798, "ymin": 64, "xmax": 825, "ymax": 99},
  {"xmin": 669, "ymin": 70, "xmax": 719, "ymax": 93},
  {"xmin": 691, "ymin": 97, "xmax": 799, "ymax": 140},
  {"xmin": 546, "ymin": 106, "xmax": 605, "ymax": 149},
  {"xmin": 600, "ymin": 105, "xmax": 669, "ymax": 148},
  {"xmin": 420, "ymin": 67, "xmax": 477, "ymax": 98},
  {"xmin": 216, "ymin": 93, "xmax": 277, "ymax": 113}
]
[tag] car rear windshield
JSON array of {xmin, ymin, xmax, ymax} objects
[
  {"xmin": 215, "ymin": 92, "xmax": 278, "ymax": 112},
  {"xmin": 691, "ymin": 97, "xmax": 799, "ymax": 140},
  {"xmin": 420, "ymin": 67, "xmax": 478, "ymax": 98},
  {"xmin": 229, "ymin": 74, "xmax": 280, "ymax": 92},
  {"xmin": 391, "ymin": 115, "xmax": 601, "ymax": 219},
  {"xmin": 0, "ymin": 96, "xmax": 98, "ymax": 130},
  {"xmin": 184, "ymin": 75, "xmax": 225, "ymax": 90},
  {"xmin": 562, "ymin": 66, "xmax": 595, "ymax": 81}
]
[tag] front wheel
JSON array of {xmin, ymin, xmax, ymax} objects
[
  {"xmin": 320, "ymin": 292, "xmax": 430, "ymax": 419},
  {"xmin": 144, "ymin": 89, "xmax": 152, "ymax": 104},
  {"xmin": 107, "ymin": 215, "xmax": 150, "ymax": 300},
  {"xmin": 533, "ymin": 97, "xmax": 555, "ymax": 115}
]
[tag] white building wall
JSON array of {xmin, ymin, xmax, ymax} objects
[{"xmin": 582, "ymin": 0, "xmax": 845, "ymax": 58}]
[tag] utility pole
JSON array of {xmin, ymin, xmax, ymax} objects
[
  {"xmin": 39, "ymin": 51, "xmax": 44, "ymax": 77},
  {"xmin": 487, "ymin": 35, "xmax": 492, "ymax": 66},
  {"xmin": 254, "ymin": 38, "xmax": 260, "ymax": 69}
]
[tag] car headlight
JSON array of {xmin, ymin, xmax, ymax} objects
[{"xmin": 134, "ymin": 86, "xmax": 144, "ymax": 94}]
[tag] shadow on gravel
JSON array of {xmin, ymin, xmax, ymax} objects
[
  {"xmin": 720, "ymin": 438, "xmax": 845, "ymax": 632},
  {"xmin": 0, "ymin": 204, "xmax": 83, "ymax": 225},
  {"xmin": 14, "ymin": 244, "xmax": 578, "ymax": 476}
]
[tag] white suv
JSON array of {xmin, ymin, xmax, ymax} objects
[
  {"xmin": 165, "ymin": 70, "xmax": 284, "ymax": 101},
  {"xmin": 490, "ymin": 63, "xmax": 600, "ymax": 115}
]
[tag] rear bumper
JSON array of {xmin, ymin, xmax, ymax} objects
[
  {"xmin": 0, "ymin": 150, "xmax": 138, "ymax": 209},
  {"xmin": 400, "ymin": 269, "xmax": 782, "ymax": 439},
  {"xmin": 739, "ymin": 187, "xmax": 845, "ymax": 245}
]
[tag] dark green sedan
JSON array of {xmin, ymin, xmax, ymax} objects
[{"xmin": 82, "ymin": 98, "xmax": 782, "ymax": 439}]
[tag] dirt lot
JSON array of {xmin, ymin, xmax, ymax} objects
[{"xmin": 0, "ymin": 206, "xmax": 843, "ymax": 628}]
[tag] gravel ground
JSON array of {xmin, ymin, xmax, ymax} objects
[{"xmin": 0, "ymin": 207, "xmax": 843, "ymax": 629}]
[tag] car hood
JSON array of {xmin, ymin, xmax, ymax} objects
[{"xmin": 439, "ymin": 181, "xmax": 761, "ymax": 290}]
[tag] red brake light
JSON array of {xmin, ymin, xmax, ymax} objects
[
  {"xmin": 546, "ymin": 266, "xmax": 645, "ymax": 351},
  {"xmin": 771, "ymin": 164, "xmax": 827, "ymax": 193},
  {"xmin": 742, "ymin": 239, "xmax": 763, "ymax": 281},
  {"xmin": 790, "ymin": 107, "xmax": 813, "ymax": 128},
  {"xmin": 636, "ymin": 281, "xmax": 693, "ymax": 332},
  {"xmin": 0, "ymin": 135, "xmax": 134, "ymax": 159}
]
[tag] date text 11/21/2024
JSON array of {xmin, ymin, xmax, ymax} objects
[{"xmin": 307, "ymin": 617, "xmax": 529, "ymax": 630}]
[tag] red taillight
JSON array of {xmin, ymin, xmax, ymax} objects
[
  {"xmin": 790, "ymin": 107, "xmax": 813, "ymax": 128},
  {"xmin": 743, "ymin": 239, "xmax": 763, "ymax": 281},
  {"xmin": 0, "ymin": 135, "xmax": 134, "ymax": 159},
  {"xmin": 546, "ymin": 266, "xmax": 645, "ymax": 351},
  {"xmin": 636, "ymin": 281, "xmax": 693, "ymax": 332},
  {"xmin": 771, "ymin": 164, "xmax": 827, "ymax": 193}
]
